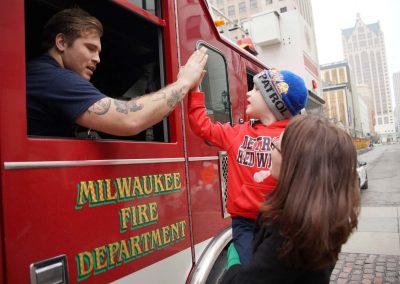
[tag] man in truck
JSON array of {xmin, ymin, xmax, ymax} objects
[{"xmin": 27, "ymin": 8, "xmax": 208, "ymax": 138}]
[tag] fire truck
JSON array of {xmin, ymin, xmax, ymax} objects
[{"xmin": 0, "ymin": 0, "xmax": 268, "ymax": 283}]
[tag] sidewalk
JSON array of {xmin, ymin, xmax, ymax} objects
[{"xmin": 330, "ymin": 207, "xmax": 400, "ymax": 283}]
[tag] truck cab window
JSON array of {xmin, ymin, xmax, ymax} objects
[
  {"xmin": 127, "ymin": 0, "xmax": 160, "ymax": 15},
  {"xmin": 247, "ymin": 70, "xmax": 255, "ymax": 91},
  {"xmin": 25, "ymin": 0, "xmax": 168, "ymax": 142},
  {"xmin": 198, "ymin": 43, "xmax": 232, "ymax": 124}
]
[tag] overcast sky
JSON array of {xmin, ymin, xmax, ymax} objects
[{"xmin": 311, "ymin": 0, "xmax": 400, "ymax": 95}]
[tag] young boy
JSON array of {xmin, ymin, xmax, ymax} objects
[{"xmin": 188, "ymin": 69, "xmax": 308, "ymax": 264}]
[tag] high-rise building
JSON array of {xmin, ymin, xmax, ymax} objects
[
  {"xmin": 393, "ymin": 72, "xmax": 400, "ymax": 133},
  {"xmin": 355, "ymin": 84, "xmax": 374, "ymax": 135},
  {"xmin": 320, "ymin": 61, "xmax": 366, "ymax": 137},
  {"xmin": 342, "ymin": 14, "xmax": 395, "ymax": 140}
]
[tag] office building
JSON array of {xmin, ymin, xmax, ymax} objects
[{"xmin": 342, "ymin": 14, "xmax": 395, "ymax": 140}]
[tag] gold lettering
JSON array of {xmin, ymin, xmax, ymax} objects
[
  {"xmin": 76, "ymin": 251, "xmax": 94, "ymax": 281},
  {"xmin": 151, "ymin": 229, "xmax": 162, "ymax": 249},
  {"xmin": 170, "ymin": 223, "xmax": 180, "ymax": 242},
  {"xmin": 129, "ymin": 235, "xmax": 143, "ymax": 257},
  {"xmin": 97, "ymin": 180, "xmax": 106, "ymax": 202},
  {"xmin": 162, "ymin": 226, "xmax": 171, "ymax": 244},
  {"xmin": 142, "ymin": 175, "xmax": 153, "ymax": 195},
  {"xmin": 105, "ymin": 179, "xmax": 117, "ymax": 201},
  {"xmin": 76, "ymin": 181, "xmax": 97, "ymax": 209},
  {"xmin": 149, "ymin": 202, "xmax": 158, "ymax": 222},
  {"xmin": 114, "ymin": 178, "xmax": 132, "ymax": 200},
  {"xmin": 173, "ymin": 173, "xmax": 181, "ymax": 190},
  {"xmin": 119, "ymin": 207, "xmax": 131, "ymax": 232},
  {"xmin": 141, "ymin": 232, "xmax": 151, "ymax": 253},
  {"xmin": 94, "ymin": 246, "xmax": 107, "ymax": 272},
  {"xmin": 75, "ymin": 220, "xmax": 187, "ymax": 281},
  {"xmin": 154, "ymin": 175, "xmax": 165, "ymax": 193},
  {"xmin": 119, "ymin": 239, "xmax": 131, "ymax": 263},
  {"xmin": 137, "ymin": 204, "xmax": 150, "ymax": 224},
  {"xmin": 107, "ymin": 242, "xmax": 120, "ymax": 267},
  {"xmin": 164, "ymin": 174, "xmax": 173, "ymax": 191},
  {"xmin": 133, "ymin": 176, "xmax": 144, "ymax": 197},
  {"xmin": 179, "ymin": 220, "xmax": 186, "ymax": 238}
]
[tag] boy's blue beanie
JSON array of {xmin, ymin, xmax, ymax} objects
[{"xmin": 253, "ymin": 69, "xmax": 308, "ymax": 120}]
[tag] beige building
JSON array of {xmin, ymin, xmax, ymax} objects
[
  {"xmin": 355, "ymin": 84, "xmax": 374, "ymax": 135},
  {"xmin": 320, "ymin": 61, "xmax": 365, "ymax": 137},
  {"xmin": 342, "ymin": 14, "xmax": 395, "ymax": 140},
  {"xmin": 393, "ymin": 72, "xmax": 400, "ymax": 134}
]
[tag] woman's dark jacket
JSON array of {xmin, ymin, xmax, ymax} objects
[{"xmin": 221, "ymin": 220, "xmax": 334, "ymax": 284}]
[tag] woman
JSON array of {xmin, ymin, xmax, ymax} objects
[{"xmin": 222, "ymin": 115, "xmax": 360, "ymax": 283}]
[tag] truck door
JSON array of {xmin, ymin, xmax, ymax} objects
[{"xmin": 0, "ymin": 0, "xmax": 194, "ymax": 283}]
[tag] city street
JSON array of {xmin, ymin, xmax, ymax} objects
[{"xmin": 331, "ymin": 144, "xmax": 400, "ymax": 283}]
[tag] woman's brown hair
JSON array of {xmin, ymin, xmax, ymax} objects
[{"xmin": 260, "ymin": 115, "xmax": 360, "ymax": 270}]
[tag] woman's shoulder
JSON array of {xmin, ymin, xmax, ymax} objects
[{"xmin": 253, "ymin": 221, "xmax": 283, "ymax": 250}]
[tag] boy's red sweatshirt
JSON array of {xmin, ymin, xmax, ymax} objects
[{"xmin": 188, "ymin": 92, "xmax": 288, "ymax": 219}]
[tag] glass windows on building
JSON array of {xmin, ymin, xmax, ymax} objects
[
  {"xmin": 228, "ymin": 5, "xmax": 235, "ymax": 17},
  {"xmin": 239, "ymin": 2, "xmax": 246, "ymax": 13},
  {"xmin": 338, "ymin": 68, "xmax": 346, "ymax": 83}
]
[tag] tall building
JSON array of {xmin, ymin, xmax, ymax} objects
[
  {"xmin": 342, "ymin": 14, "xmax": 395, "ymax": 140},
  {"xmin": 320, "ymin": 61, "xmax": 366, "ymax": 137},
  {"xmin": 393, "ymin": 72, "xmax": 400, "ymax": 133},
  {"xmin": 355, "ymin": 84, "xmax": 374, "ymax": 135}
]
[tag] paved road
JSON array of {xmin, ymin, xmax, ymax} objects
[
  {"xmin": 331, "ymin": 144, "xmax": 400, "ymax": 283},
  {"xmin": 360, "ymin": 144, "xmax": 400, "ymax": 206}
]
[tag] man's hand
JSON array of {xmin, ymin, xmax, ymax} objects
[{"xmin": 177, "ymin": 47, "xmax": 208, "ymax": 92}]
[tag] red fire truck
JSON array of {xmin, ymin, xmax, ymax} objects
[{"xmin": 0, "ymin": 0, "xmax": 267, "ymax": 283}]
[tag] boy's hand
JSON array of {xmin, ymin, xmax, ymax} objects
[{"xmin": 192, "ymin": 70, "xmax": 206, "ymax": 92}]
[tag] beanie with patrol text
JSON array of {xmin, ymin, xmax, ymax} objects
[{"xmin": 253, "ymin": 69, "xmax": 308, "ymax": 120}]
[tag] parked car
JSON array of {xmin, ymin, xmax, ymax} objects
[{"xmin": 357, "ymin": 161, "xmax": 368, "ymax": 189}]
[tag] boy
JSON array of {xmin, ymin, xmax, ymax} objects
[{"xmin": 188, "ymin": 68, "xmax": 308, "ymax": 264}]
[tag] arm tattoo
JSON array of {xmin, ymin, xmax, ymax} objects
[
  {"xmin": 151, "ymin": 92, "xmax": 167, "ymax": 102},
  {"xmin": 128, "ymin": 99, "xmax": 144, "ymax": 112},
  {"xmin": 88, "ymin": 98, "xmax": 111, "ymax": 115},
  {"xmin": 114, "ymin": 100, "xmax": 129, "ymax": 114},
  {"xmin": 167, "ymin": 87, "xmax": 184, "ymax": 109}
]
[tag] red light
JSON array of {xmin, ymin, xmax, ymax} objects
[
  {"xmin": 237, "ymin": 37, "xmax": 258, "ymax": 56},
  {"xmin": 312, "ymin": 79, "xmax": 318, "ymax": 89}
]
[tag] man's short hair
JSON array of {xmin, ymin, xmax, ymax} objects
[{"xmin": 42, "ymin": 8, "xmax": 103, "ymax": 52}]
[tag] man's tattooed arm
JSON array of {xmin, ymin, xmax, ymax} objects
[
  {"xmin": 151, "ymin": 92, "xmax": 166, "ymax": 102},
  {"xmin": 88, "ymin": 98, "xmax": 112, "ymax": 115},
  {"xmin": 114, "ymin": 99, "xmax": 144, "ymax": 114},
  {"xmin": 114, "ymin": 100, "xmax": 128, "ymax": 114},
  {"xmin": 128, "ymin": 99, "xmax": 144, "ymax": 112},
  {"xmin": 166, "ymin": 86, "xmax": 185, "ymax": 109}
]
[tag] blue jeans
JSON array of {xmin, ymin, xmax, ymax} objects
[{"xmin": 232, "ymin": 217, "xmax": 255, "ymax": 265}]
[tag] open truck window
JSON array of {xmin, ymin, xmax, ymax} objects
[
  {"xmin": 25, "ymin": 0, "xmax": 169, "ymax": 142},
  {"xmin": 198, "ymin": 42, "xmax": 232, "ymax": 124}
]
